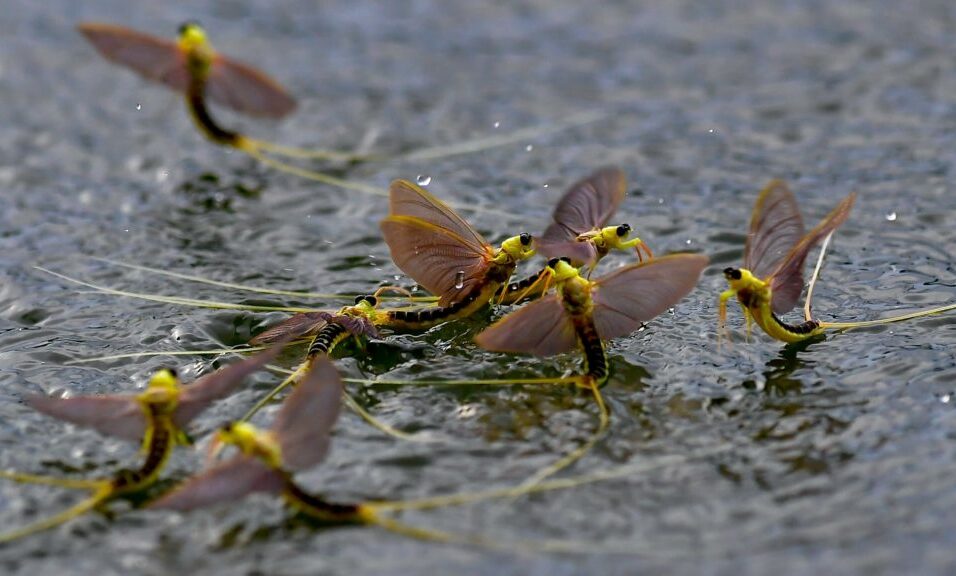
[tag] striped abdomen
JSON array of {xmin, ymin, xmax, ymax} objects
[
  {"xmin": 385, "ymin": 282, "xmax": 498, "ymax": 330},
  {"xmin": 574, "ymin": 317, "xmax": 608, "ymax": 385},
  {"xmin": 111, "ymin": 418, "xmax": 174, "ymax": 493},
  {"xmin": 186, "ymin": 82, "xmax": 239, "ymax": 145},
  {"xmin": 283, "ymin": 481, "xmax": 360, "ymax": 521},
  {"xmin": 308, "ymin": 323, "xmax": 350, "ymax": 357}
]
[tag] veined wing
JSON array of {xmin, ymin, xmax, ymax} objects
[
  {"xmin": 25, "ymin": 394, "xmax": 146, "ymax": 442},
  {"xmin": 380, "ymin": 215, "xmax": 493, "ymax": 306},
  {"xmin": 388, "ymin": 180, "xmax": 489, "ymax": 251},
  {"xmin": 250, "ymin": 312, "xmax": 332, "ymax": 345},
  {"xmin": 744, "ymin": 180, "xmax": 804, "ymax": 281},
  {"xmin": 149, "ymin": 455, "xmax": 284, "ymax": 511},
  {"xmin": 78, "ymin": 23, "xmax": 190, "ymax": 93},
  {"xmin": 475, "ymin": 295, "xmax": 578, "ymax": 357},
  {"xmin": 548, "ymin": 166, "xmax": 626, "ymax": 236},
  {"xmin": 173, "ymin": 341, "xmax": 288, "ymax": 426},
  {"xmin": 591, "ymin": 253, "xmax": 709, "ymax": 340},
  {"xmin": 536, "ymin": 235, "xmax": 599, "ymax": 267},
  {"xmin": 767, "ymin": 192, "xmax": 856, "ymax": 314},
  {"xmin": 205, "ymin": 55, "xmax": 297, "ymax": 118},
  {"xmin": 271, "ymin": 356, "xmax": 343, "ymax": 472}
]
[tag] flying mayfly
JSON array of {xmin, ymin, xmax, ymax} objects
[
  {"xmin": 0, "ymin": 342, "xmax": 287, "ymax": 543},
  {"xmin": 720, "ymin": 180, "xmax": 956, "ymax": 343},
  {"xmin": 77, "ymin": 21, "xmax": 602, "ymax": 212}
]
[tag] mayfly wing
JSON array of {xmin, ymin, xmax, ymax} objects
[
  {"xmin": 205, "ymin": 56, "xmax": 297, "ymax": 118},
  {"xmin": 25, "ymin": 395, "xmax": 146, "ymax": 442},
  {"xmin": 744, "ymin": 180, "xmax": 805, "ymax": 281},
  {"xmin": 149, "ymin": 455, "xmax": 284, "ymax": 511},
  {"xmin": 380, "ymin": 216, "xmax": 492, "ymax": 306},
  {"xmin": 173, "ymin": 340, "xmax": 289, "ymax": 426},
  {"xmin": 549, "ymin": 166, "xmax": 627, "ymax": 236},
  {"xmin": 271, "ymin": 356, "xmax": 343, "ymax": 472},
  {"xmin": 536, "ymin": 235, "xmax": 599, "ymax": 266},
  {"xmin": 332, "ymin": 315, "xmax": 381, "ymax": 340},
  {"xmin": 249, "ymin": 312, "xmax": 333, "ymax": 345},
  {"xmin": 475, "ymin": 295, "xmax": 578, "ymax": 357},
  {"xmin": 78, "ymin": 23, "xmax": 190, "ymax": 92},
  {"xmin": 767, "ymin": 192, "xmax": 856, "ymax": 314},
  {"xmin": 388, "ymin": 179, "xmax": 489, "ymax": 250},
  {"xmin": 591, "ymin": 253, "xmax": 709, "ymax": 340}
]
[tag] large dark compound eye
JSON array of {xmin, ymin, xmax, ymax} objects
[
  {"xmin": 560, "ymin": 256, "xmax": 572, "ymax": 264},
  {"xmin": 723, "ymin": 267, "xmax": 742, "ymax": 280},
  {"xmin": 365, "ymin": 296, "xmax": 378, "ymax": 307},
  {"xmin": 519, "ymin": 233, "xmax": 531, "ymax": 245},
  {"xmin": 616, "ymin": 223, "xmax": 631, "ymax": 236},
  {"xmin": 220, "ymin": 422, "xmax": 234, "ymax": 433},
  {"xmin": 178, "ymin": 21, "xmax": 200, "ymax": 35},
  {"xmin": 163, "ymin": 367, "xmax": 178, "ymax": 378},
  {"xmin": 547, "ymin": 257, "xmax": 560, "ymax": 268}
]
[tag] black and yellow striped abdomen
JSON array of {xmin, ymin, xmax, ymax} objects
[
  {"xmin": 282, "ymin": 480, "xmax": 361, "ymax": 522},
  {"xmin": 307, "ymin": 323, "xmax": 351, "ymax": 357},
  {"xmin": 110, "ymin": 417, "xmax": 175, "ymax": 493}
]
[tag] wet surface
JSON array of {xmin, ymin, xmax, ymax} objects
[{"xmin": 2, "ymin": 0, "xmax": 956, "ymax": 574}]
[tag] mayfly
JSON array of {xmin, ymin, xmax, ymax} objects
[
  {"xmin": 379, "ymin": 179, "xmax": 537, "ymax": 326},
  {"xmin": 478, "ymin": 254, "xmax": 709, "ymax": 388},
  {"xmin": 538, "ymin": 166, "xmax": 652, "ymax": 272},
  {"xmin": 720, "ymin": 180, "xmax": 956, "ymax": 343},
  {"xmin": 0, "ymin": 342, "xmax": 288, "ymax": 543},
  {"xmin": 474, "ymin": 253, "xmax": 707, "ymax": 485}
]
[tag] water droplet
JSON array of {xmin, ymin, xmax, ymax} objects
[
  {"xmin": 416, "ymin": 174, "xmax": 432, "ymax": 186},
  {"xmin": 543, "ymin": 183, "xmax": 549, "ymax": 188},
  {"xmin": 525, "ymin": 144, "xmax": 534, "ymax": 152},
  {"xmin": 454, "ymin": 270, "xmax": 465, "ymax": 289},
  {"xmin": 657, "ymin": 198, "xmax": 664, "ymax": 204},
  {"xmin": 493, "ymin": 121, "xmax": 501, "ymax": 128},
  {"xmin": 393, "ymin": 275, "xmax": 402, "ymax": 281},
  {"xmin": 885, "ymin": 211, "xmax": 897, "ymax": 221},
  {"xmin": 155, "ymin": 168, "xmax": 169, "ymax": 183},
  {"xmin": 942, "ymin": 394, "xmax": 951, "ymax": 404},
  {"xmin": 136, "ymin": 103, "xmax": 142, "ymax": 111},
  {"xmin": 685, "ymin": 239, "xmax": 693, "ymax": 245},
  {"xmin": 668, "ymin": 307, "xmax": 676, "ymax": 314},
  {"xmin": 707, "ymin": 128, "xmax": 715, "ymax": 134}
]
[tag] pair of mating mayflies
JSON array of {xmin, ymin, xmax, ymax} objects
[{"xmin": 76, "ymin": 21, "xmax": 603, "ymax": 214}]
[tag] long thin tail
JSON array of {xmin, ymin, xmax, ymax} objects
[
  {"xmin": 0, "ymin": 484, "xmax": 113, "ymax": 544},
  {"xmin": 242, "ymin": 137, "xmax": 377, "ymax": 163},
  {"xmin": 820, "ymin": 303, "xmax": 956, "ymax": 330},
  {"xmin": 805, "ymin": 231, "xmax": 833, "ymax": 321},
  {"xmin": 515, "ymin": 378, "xmax": 610, "ymax": 488}
]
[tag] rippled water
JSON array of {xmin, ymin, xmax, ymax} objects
[{"xmin": 2, "ymin": 1, "xmax": 956, "ymax": 574}]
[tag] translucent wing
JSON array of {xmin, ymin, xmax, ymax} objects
[
  {"xmin": 767, "ymin": 192, "xmax": 856, "ymax": 314},
  {"xmin": 272, "ymin": 357, "xmax": 343, "ymax": 472},
  {"xmin": 388, "ymin": 180, "xmax": 490, "ymax": 251},
  {"xmin": 78, "ymin": 23, "xmax": 190, "ymax": 92},
  {"xmin": 205, "ymin": 55, "xmax": 297, "ymax": 118},
  {"xmin": 380, "ymin": 216, "xmax": 492, "ymax": 306},
  {"xmin": 250, "ymin": 312, "xmax": 332, "ymax": 345},
  {"xmin": 332, "ymin": 315, "xmax": 381, "ymax": 340},
  {"xmin": 536, "ymin": 235, "xmax": 599, "ymax": 267},
  {"xmin": 475, "ymin": 296, "xmax": 578, "ymax": 357},
  {"xmin": 25, "ymin": 395, "xmax": 146, "ymax": 442},
  {"xmin": 173, "ymin": 341, "xmax": 288, "ymax": 427},
  {"xmin": 149, "ymin": 455, "xmax": 284, "ymax": 511},
  {"xmin": 548, "ymin": 166, "xmax": 627, "ymax": 236},
  {"xmin": 591, "ymin": 253, "xmax": 709, "ymax": 340},
  {"xmin": 744, "ymin": 180, "xmax": 805, "ymax": 281}
]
